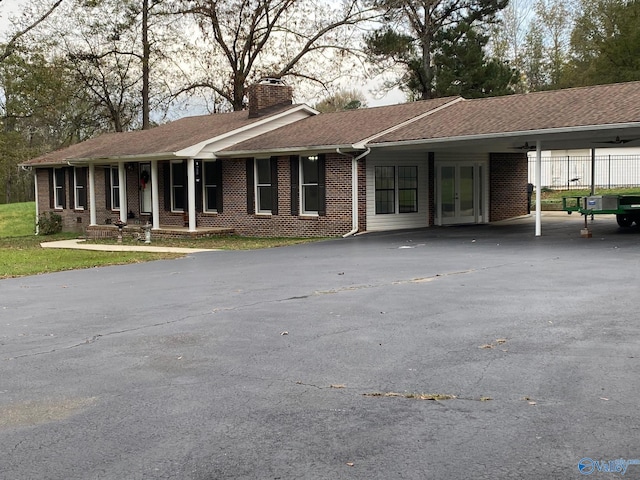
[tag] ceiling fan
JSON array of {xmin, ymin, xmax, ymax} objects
[
  {"xmin": 594, "ymin": 136, "xmax": 639, "ymax": 145},
  {"xmin": 514, "ymin": 142, "xmax": 536, "ymax": 150}
]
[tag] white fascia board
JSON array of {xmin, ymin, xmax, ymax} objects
[
  {"xmin": 352, "ymin": 97, "xmax": 465, "ymax": 149},
  {"xmin": 366, "ymin": 122, "xmax": 640, "ymax": 149},
  {"xmin": 66, "ymin": 152, "xmax": 189, "ymax": 165},
  {"xmin": 175, "ymin": 105, "xmax": 318, "ymax": 158}
]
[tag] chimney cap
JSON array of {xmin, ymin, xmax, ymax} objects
[{"xmin": 258, "ymin": 77, "xmax": 286, "ymax": 85}]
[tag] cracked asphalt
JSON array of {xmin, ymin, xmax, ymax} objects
[{"xmin": 2, "ymin": 213, "xmax": 640, "ymax": 479}]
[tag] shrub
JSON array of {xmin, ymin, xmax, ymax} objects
[{"xmin": 37, "ymin": 211, "xmax": 63, "ymax": 235}]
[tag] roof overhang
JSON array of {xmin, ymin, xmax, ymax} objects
[
  {"xmin": 216, "ymin": 144, "xmax": 365, "ymax": 159},
  {"xmin": 368, "ymin": 122, "xmax": 640, "ymax": 153}
]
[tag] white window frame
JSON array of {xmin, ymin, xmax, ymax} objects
[
  {"xmin": 74, "ymin": 167, "xmax": 85, "ymax": 210},
  {"xmin": 53, "ymin": 168, "xmax": 65, "ymax": 209},
  {"xmin": 171, "ymin": 160, "xmax": 185, "ymax": 213},
  {"xmin": 300, "ymin": 155, "xmax": 319, "ymax": 215},
  {"xmin": 255, "ymin": 158, "xmax": 272, "ymax": 214},
  {"xmin": 202, "ymin": 160, "xmax": 218, "ymax": 213},
  {"xmin": 110, "ymin": 166, "xmax": 120, "ymax": 211}
]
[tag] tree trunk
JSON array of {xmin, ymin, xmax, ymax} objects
[{"xmin": 142, "ymin": 0, "xmax": 150, "ymax": 129}]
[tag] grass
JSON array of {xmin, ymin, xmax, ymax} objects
[
  {"xmin": 0, "ymin": 202, "xmax": 323, "ymax": 279},
  {"xmin": 532, "ymin": 187, "xmax": 640, "ymax": 210}
]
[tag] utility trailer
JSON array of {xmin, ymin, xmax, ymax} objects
[{"xmin": 562, "ymin": 195, "xmax": 640, "ymax": 227}]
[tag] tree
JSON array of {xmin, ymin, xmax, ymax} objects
[
  {"xmin": 433, "ymin": 23, "xmax": 519, "ymax": 98},
  {"xmin": 365, "ymin": 0, "xmax": 509, "ymax": 100},
  {"xmin": 314, "ymin": 88, "xmax": 367, "ymax": 112},
  {"xmin": 565, "ymin": 0, "xmax": 640, "ymax": 86},
  {"xmin": 177, "ymin": 0, "xmax": 378, "ymax": 111}
]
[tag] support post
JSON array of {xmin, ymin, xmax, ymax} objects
[
  {"xmin": 535, "ymin": 141, "xmax": 542, "ymax": 237},
  {"xmin": 187, "ymin": 158, "xmax": 196, "ymax": 232},
  {"xmin": 89, "ymin": 163, "xmax": 97, "ymax": 226},
  {"xmin": 118, "ymin": 162, "xmax": 127, "ymax": 223},
  {"xmin": 151, "ymin": 160, "xmax": 160, "ymax": 230}
]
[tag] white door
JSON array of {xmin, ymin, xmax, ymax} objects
[{"xmin": 436, "ymin": 162, "xmax": 487, "ymax": 225}]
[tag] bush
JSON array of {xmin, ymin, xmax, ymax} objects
[{"xmin": 37, "ymin": 211, "xmax": 63, "ymax": 235}]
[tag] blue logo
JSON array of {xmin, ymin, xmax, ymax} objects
[{"xmin": 578, "ymin": 458, "xmax": 640, "ymax": 476}]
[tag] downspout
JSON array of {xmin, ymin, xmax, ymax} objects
[{"xmin": 337, "ymin": 147, "xmax": 370, "ymax": 237}]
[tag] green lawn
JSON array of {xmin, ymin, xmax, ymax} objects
[{"xmin": 0, "ymin": 202, "xmax": 322, "ymax": 279}]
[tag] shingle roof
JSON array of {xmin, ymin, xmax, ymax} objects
[
  {"xmin": 22, "ymin": 104, "xmax": 302, "ymax": 166},
  {"xmin": 372, "ymin": 82, "xmax": 640, "ymax": 145},
  {"xmin": 220, "ymin": 96, "xmax": 460, "ymax": 154}
]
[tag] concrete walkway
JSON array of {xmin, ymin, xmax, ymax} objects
[{"xmin": 40, "ymin": 238, "xmax": 217, "ymax": 253}]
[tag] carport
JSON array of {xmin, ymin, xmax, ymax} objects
[{"xmin": 369, "ymin": 82, "xmax": 640, "ymax": 236}]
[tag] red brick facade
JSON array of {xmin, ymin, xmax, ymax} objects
[
  {"xmin": 35, "ymin": 151, "xmax": 528, "ymax": 237},
  {"xmin": 489, "ymin": 152, "xmax": 529, "ymax": 221}
]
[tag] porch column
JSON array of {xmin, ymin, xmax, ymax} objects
[
  {"xmin": 33, "ymin": 169, "xmax": 40, "ymax": 235},
  {"xmin": 151, "ymin": 160, "xmax": 160, "ymax": 230},
  {"xmin": 89, "ymin": 163, "xmax": 97, "ymax": 226},
  {"xmin": 187, "ymin": 157, "xmax": 196, "ymax": 232},
  {"xmin": 535, "ymin": 141, "xmax": 542, "ymax": 237},
  {"xmin": 118, "ymin": 162, "xmax": 128, "ymax": 223}
]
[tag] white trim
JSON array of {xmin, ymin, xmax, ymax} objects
[
  {"xmin": 300, "ymin": 155, "xmax": 319, "ymax": 215},
  {"xmin": 368, "ymin": 122, "xmax": 640, "ymax": 149},
  {"xmin": 187, "ymin": 158, "xmax": 196, "ymax": 232},
  {"xmin": 151, "ymin": 160, "xmax": 160, "ymax": 229},
  {"xmin": 73, "ymin": 167, "xmax": 85, "ymax": 210},
  {"xmin": 118, "ymin": 162, "xmax": 127, "ymax": 222},
  {"xmin": 89, "ymin": 164, "xmax": 97, "ymax": 226},
  {"xmin": 254, "ymin": 158, "xmax": 273, "ymax": 214}
]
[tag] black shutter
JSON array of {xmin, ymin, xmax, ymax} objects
[
  {"xmin": 246, "ymin": 158, "xmax": 255, "ymax": 214},
  {"xmin": 105, "ymin": 167, "xmax": 112, "ymax": 210},
  {"xmin": 270, "ymin": 156, "xmax": 278, "ymax": 215},
  {"xmin": 290, "ymin": 156, "xmax": 299, "ymax": 216},
  {"xmin": 195, "ymin": 161, "xmax": 203, "ymax": 213},
  {"xmin": 48, "ymin": 168, "xmax": 54, "ymax": 208},
  {"xmin": 163, "ymin": 162, "xmax": 171, "ymax": 211},
  {"xmin": 215, "ymin": 160, "xmax": 223, "ymax": 213},
  {"xmin": 317, "ymin": 154, "xmax": 326, "ymax": 216}
]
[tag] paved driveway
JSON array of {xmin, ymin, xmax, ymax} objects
[{"xmin": 2, "ymin": 213, "xmax": 640, "ymax": 479}]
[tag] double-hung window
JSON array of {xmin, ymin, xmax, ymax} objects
[
  {"xmin": 203, "ymin": 161, "xmax": 219, "ymax": 213},
  {"xmin": 171, "ymin": 161, "xmax": 185, "ymax": 212},
  {"xmin": 73, "ymin": 167, "xmax": 87, "ymax": 210},
  {"xmin": 53, "ymin": 168, "xmax": 65, "ymax": 209},
  {"xmin": 301, "ymin": 155, "xmax": 319, "ymax": 214},
  {"xmin": 110, "ymin": 166, "xmax": 120, "ymax": 211},
  {"xmin": 375, "ymin": 166, "xmax": 418, "ymax": 214},
  {"xmin": 255, "ymin": 158, "xmax": 273, "ymax": 213}
]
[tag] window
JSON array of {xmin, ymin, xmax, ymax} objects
[
  {"xmin": 255, "ymin": 158, "xmax": 272, "ymax": 213},
  {"xmin": 398, "ymin": 166, "xmax": 418, "ymax": 213},
  {"xmin": 74, "ymin": 167, "xmax": 87, "ymax": 210},
  {"xmin": 375, "ymin": 167, "xmax": 395, "ymax": 214},
  {"xmin": 375, "ymin": 166, "xmax": 418, "ymax": 214},
  {"xmin": 110, "ymin": 166, "xmax": 120, "ymax": 211},
  {"xmin": 171, "ymin": 161, "xmax": 185, "ymax": 212},
  {"xmin": 53, "ymin": 168, "xmax": 65, "ymax": 209},
  {"xmin": 203, "ymin": 161, "xmax": 219, "ymax": 213},
  {"xmin": 301, "ymin": 155, "xmax": 319, "ymax": 214}
]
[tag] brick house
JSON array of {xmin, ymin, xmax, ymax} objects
[{"xmin": 21, "ymin": 80, "xmax": 640, "ymax": 238}]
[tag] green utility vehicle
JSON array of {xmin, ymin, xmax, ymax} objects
[{"xmin": 562, "ymin": 195, "xmax": 640, "ymax": 227}]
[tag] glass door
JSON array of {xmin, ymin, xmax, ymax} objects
[{"xmin": 436, "ymin": 162, "xmax": 486, "ymax": 225}]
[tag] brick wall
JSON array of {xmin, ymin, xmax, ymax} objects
[
  {"xmin": 248, "ymin": 82, "xmax": 293, "ymax": 118},
  {"xmin": 490, "ymin": 152, "xmax": 529, "ymax": 221},
  {"xmin": 194, "ymin": 154, "xmax": 355, "ymax": 237}
]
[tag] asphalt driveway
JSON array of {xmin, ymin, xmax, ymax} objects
[{"xmin": 2, "ymin": 213, "xmax": 640, "ymax": 479}]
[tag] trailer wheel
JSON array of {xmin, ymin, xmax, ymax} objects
[{"xmin": 616, "ymin": 214, "xmax": 633, "ymax": 227}]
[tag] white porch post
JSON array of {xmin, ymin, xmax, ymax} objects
[
  {"xmin": 535, "ymin": 141, "xmax": 542, "ymax": 237},
  {"xmin": 89, "ymin": 163, "xmax": 97, "ymax": 226},
  {"xmin": 151, "ymin": 160, "xmax": 160, "ymax": 230},
  {"xmin": 118, "ymin": 162, "xmax": 128, "ymax": 223},
  {"xmin": 187, "ymin": 158, "xmax": 196, "ymax": 232}
]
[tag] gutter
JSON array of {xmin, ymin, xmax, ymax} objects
[{"xmin": 336, "ymin": 147, "xmax": 370, "ymax": 237}]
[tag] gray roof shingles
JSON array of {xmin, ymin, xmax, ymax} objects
[{"xmin": 373, "ymin": 82, "xmax": 640, "ymax": 144}]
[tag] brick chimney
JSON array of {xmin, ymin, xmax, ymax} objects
[{"xmin": 248, "ymin": 78, "xmax": 293, "ymax": 118}]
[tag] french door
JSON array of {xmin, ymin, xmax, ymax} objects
[{"xmin": 436, "ymin": 161, "xmax": 487, "ymax": 225}]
